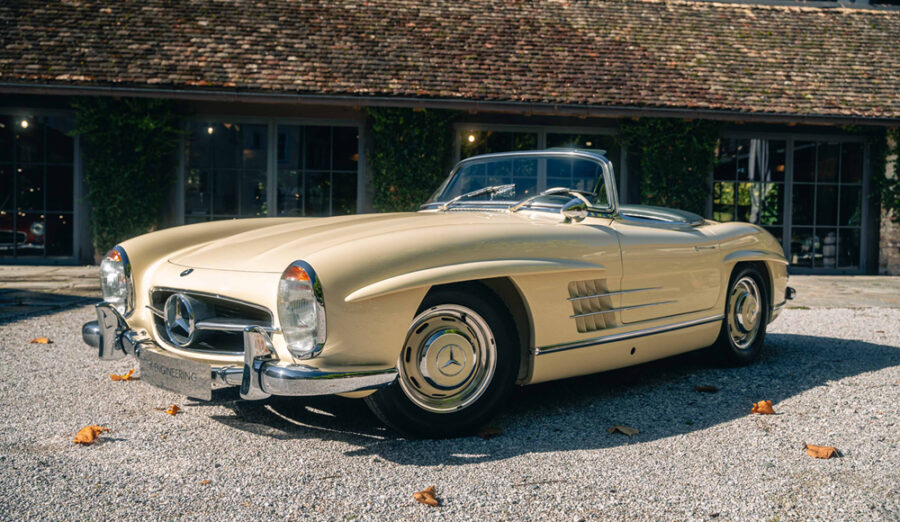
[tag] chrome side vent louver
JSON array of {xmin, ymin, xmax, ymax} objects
[{"xmin": 567, "ymin": 279, "xmax": 617, "ymax": 333}]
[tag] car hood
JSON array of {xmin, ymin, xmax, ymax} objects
[{"xmin": 167, "ymin": 211, "xmax": 538, "ymax": 273}]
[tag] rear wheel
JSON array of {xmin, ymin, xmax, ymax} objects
[
  {"xmin": 711, "ymin": 265, "xmax": 769, "ymax": 366},
  {"xmin": 365, "ymin": 288, "xmax": 518, "ymax": 438}
]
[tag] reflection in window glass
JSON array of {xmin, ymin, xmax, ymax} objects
[
  {"xmin": 459, "ymin": 130, "xmax": 538, "ymax": 159},
  {"xmin": 0, "ymin": 115, "xmax": 75, "ymax": 258},
  {"xmin": 185, "ymin": 122, "xmax": 268, "ymax": 223},
  {"xmin": 276, "ymin": 125, "xmax": 358, "ymax": 217},
  {"xmin": 714, "ymin": 139, "xmax": 785, "ymax": 230}
]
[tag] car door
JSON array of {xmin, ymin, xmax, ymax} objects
[{"xmin": 609, "ymin": 216, "xmax": 721, "ymax": 324}]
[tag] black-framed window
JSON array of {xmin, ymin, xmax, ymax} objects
[
  {"xmin": 0, "ymin": 115, "xmax": 75, "ymax": 258},
  {"xmin": 276, "ymin": 125, "xmax": 358, "ymax": 217}
]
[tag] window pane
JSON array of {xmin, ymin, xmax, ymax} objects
[
  {"xmin": 332, "ymin": 172, "xmax": 357, "ymax": 216},
  {"xmin": 735, "ymin": 182, "xmax": 756, "ymax": 222},
  {"xmin": 712, "ymin": 182, "xmax": 734, "ymax": 222},
  {"xmin": 714, "ymin": 139, "xmax": 738, "ymax": 181},
  {"xmin": 277, "ymin": 169, "xmax": 303, "ymax": 217},
  {"xmin": 305, "ymin": 172, "xmax": 330, "ymax": 216},
  {"xmin": 817, "ymin": 142, "xmax": 840, "ymax": 183},
  {"xmin": 759, "ymin": 182, "xmax": 783, "ymax": 226},
  {"xmin": 185, "ymin": 168, "xmax": 210, "ymax": 219},
  {"xmin": 14, "ymin": 211, "xmax": 45, "ymax": 255},
  {"xmin": 840, "ymin": 186, "xmax": 861, "ymax": 227},
  {"xmin": 305, "ymin": 126, "xmax": 330, "ymax": 170},
  {"xmin": 817, "ymin": 229, "xmax": 838, "ymax": 268},
  {"xmin": 277, "ymin": 127, "xmax": 302, "ymax": 170},
  {"xmin": 240, "ymin": 169, "xmax": 267, "ymax": 217},
  {"xmin": 841, "ymin": 143, "xmax": 863, "ymax": 184},
  {"xmin": 792, "ymin": 184, "xmax": 814, "ymax": 226},
  {"xmin": 0, "ymin": 116, "xmax": 13, "ymax": 163},
  {"xmin": 44, "ymin": 117, "xmax": 74, "ymax": 164},
  {"xmin": 17, "ymin": 166, "xmax": 43, "ymax": 211},
  {"xmin": 768, "ymin": 140, "xmax": 786, "ymax": 183},
  {"xmin": 838, "ymin": 229, "xmax": 861, "ymax": 269},
  {"xmin": 815, "ymin": 185, "xmax": 838, "ymax": 226},
  {"xmin": 45, "ymin": 212, "xmax": 73, "ymax": 256},
  {"xmin": 213, "ymin": 170, "xmax": 239, "ymax": 216},
  {"xmin": 15, "ymin": 119, "xmax": 43, "ymax": 164},
  {"xmin": 793, "ymin": 141, "xmax": 815, "ymax": 182},
  {"xmin": 790, "ymin": 227, "xmax": 816, "ymax": 268},
  {"xmin": 736, "ymin": 140, "xmax": 752, "ymax": 181},
  {"xmin": 46, "ymin": 166, "xmax": 73, "ymax": 211},
  {"xmin": 0, "ymin": 165, "xmax": 12, "ymax": 210},
  {"xmin": 460, "ymin": 130, "xmax": 538, "ymax": 159},
  {"xmin": 332, "ymin": 127, "xmax": 358, "ymax": 171}
]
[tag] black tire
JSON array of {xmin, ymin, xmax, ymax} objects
[
  {"xmin": 711, "ymin": 265, "xmax": 769, "ymax": 366},
  {"xmin": 364, "ymin": 287, "xmax": 519, "ymax": 438}
]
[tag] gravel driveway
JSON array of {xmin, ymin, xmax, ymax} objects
[{"xmin": 1, "ymin": 305, "xmax": 897, "ymax": 520}]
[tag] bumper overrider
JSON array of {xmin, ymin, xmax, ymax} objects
[{"xmin": 82, "ymin": 303, "xmax": 397, "ymax": 401}]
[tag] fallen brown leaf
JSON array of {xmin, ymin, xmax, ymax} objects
[
  {"xmin": 413, "ymin": 485, "xmax": 439, "ymax": 507},
  {"xmin": 73, "ymin": 425, "xmax": 109, "ymax": 445},
  {"xmin": 607, "ymin": 425, "xmax": 639, "ymax": 437},
  {"xmin": 155, "ymin": 405, "xmax": 182, "ymax": 415},
  {"xmin": 199, "ymin": 480, "xmax": 211, "ymax": 485},
  {"xmin": 694, "ymin": 385, "xmax": 719, "ymax": 393},
  {"xmin": 29, "ymin": 337, "xmax": 52, "ymax": 344},
  {"xmin": 476, "ymin": 426, "xmax": 503, "ymax": 440},
  {"xmin": 751, "ymin": 400, "xmax": 775, "ymax": 415},
  {"xmin": 805, "ymin": 443, "xmax": 840, "ymax": 459},
  {"xmin": 110, "ymin": 369, "xmax": 136, "ymax": 381}
]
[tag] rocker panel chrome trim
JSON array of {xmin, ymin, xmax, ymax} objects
[{"xmin": 537, "ymin": 314, "xmax": 725, "ymax": 355}]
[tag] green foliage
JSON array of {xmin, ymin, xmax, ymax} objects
[
  {"xmin": 877, "ymin": 127, "xmax": 900, "ymax": 223},
  {"xmin": 617, "ymin": 118, "xmax": 722, "ymax": 215},
  {"xmin": 367, "ymin": 107, "xmax": 457, "ymax": 212},
  {"xmin": 71, "ymin": 97, "xmax": 181, "ymax": 255}
]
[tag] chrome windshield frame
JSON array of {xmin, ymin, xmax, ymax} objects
[{"xmin": 420, "ymin": 149, "xmax": 619, "ymax": 215}]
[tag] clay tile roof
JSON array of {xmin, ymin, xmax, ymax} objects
[{"xmin": 1, "ymin": 0, "xmax": 899, "ymax": 120}]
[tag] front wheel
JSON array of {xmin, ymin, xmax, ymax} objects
[
  {"xmin": 711, "ymin": 265, "xmax": 769, "ymax": 366},
  {"xmin": 364, "ymin": 288, "xmax": 518, "ymax": 438}
]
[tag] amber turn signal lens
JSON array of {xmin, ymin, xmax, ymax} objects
[
  {"xmin": 282, "ymin": 265, "xmax": 311, "ymax": 282},
  {"xmin": 106, "ymin": 249, "xmax": 122, "ymax": 263}
]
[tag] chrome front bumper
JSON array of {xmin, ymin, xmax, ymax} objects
[{"xmin": 82, "ymin": 303, "xmax": 397, "ymax": 400}]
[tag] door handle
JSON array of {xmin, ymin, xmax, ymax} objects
[{"xmin": 694, "ymin": 245, "xmax": 717, "ymax": 251}]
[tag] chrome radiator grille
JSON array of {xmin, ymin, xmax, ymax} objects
[{"xmin": 148, "ymin": 288, "xmax": 274, "ymax": 354}]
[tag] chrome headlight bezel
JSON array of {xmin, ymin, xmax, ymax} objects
[
  {"xmin": 99, "ymin": 245, "xmax": 134, "ymax": 317},
  {"xmin": 277, "ymin": 260, "xmax": 326, "ymax": 359}
]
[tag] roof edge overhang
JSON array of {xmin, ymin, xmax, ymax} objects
[{"xmin": 2, "ymin": 82, "xmax": 898, "ymax": 127}]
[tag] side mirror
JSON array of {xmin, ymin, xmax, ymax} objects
[{"xmin": 561, "ymin": 198, "xmax": 588, "ymax": 223}]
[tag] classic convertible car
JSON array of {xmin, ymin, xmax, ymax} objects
[{"xmin": 83, "ymin": 149, "xmax": 794, "ymax": 437}]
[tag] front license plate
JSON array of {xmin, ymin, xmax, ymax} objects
[{"xmin": 139, "ymin": 349, "xmax": 212, "ymax": 401}]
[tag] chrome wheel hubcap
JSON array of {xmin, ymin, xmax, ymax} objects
[
  {"xmin": 728, "ymin": 276, "xmax": 762, "ymax": 350},
  {"xmin": 398, "ymin": 305, "xmax": 497, "ymax": 413}
]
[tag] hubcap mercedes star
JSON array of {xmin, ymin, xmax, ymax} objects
[
  {"xmin": 398, "ymin": 305, "xmax": 497, "ymax": 413},
  {"xmin": 727, "ymin": 276, "xmax": 762, "ymax": 350}
]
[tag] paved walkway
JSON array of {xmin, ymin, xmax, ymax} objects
[{"xmin": 0, "ymin": 266, "xmax": 898, "ymax": 320}]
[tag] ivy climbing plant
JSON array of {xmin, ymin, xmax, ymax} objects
[
  {"xmin": 367, "ymin": 107, "xmax": 457, "ymax": 212},
  {"xmin": 617, "ymin": 118, "xmax": 722, "ymax": 216},
  {"xmin": 879, "ymin": 127, "xmax": 900, "ymax": 223},
  {"xmin": 71, "ymin": 97, "xmax": 181, "ymax": 257}
]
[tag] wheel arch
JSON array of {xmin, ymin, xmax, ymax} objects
[
  {"xmin": 422, "ymin": 277, "xmax": 534, "ymax": 384},
  {"xmin": 729, "ymin": 259, "xmax": 773, "ymax": 320}
]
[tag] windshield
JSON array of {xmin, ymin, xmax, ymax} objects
[{"xmin": 426, "ymin": 151, "xmax": 610, "ymax": 209}]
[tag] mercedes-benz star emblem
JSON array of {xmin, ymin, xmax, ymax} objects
[
  {"xmin": 164, "ymin": 293, "xmax": 196, "ymax": 347},
  {"xmin": 437, "ymin": 344, "xmax": 465, "ymax": 377}
]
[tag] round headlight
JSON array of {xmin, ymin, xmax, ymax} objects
[
  {"xmin": 100, "ymin": 246, "xmax": 134, "ymax": 316},
  {"xmin": 277, "ymin": 260, "xmax": 326, "ymax": 359}
]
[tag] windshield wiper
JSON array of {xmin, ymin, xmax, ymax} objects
[
  {"xmin": 438, "ymin": 184, "xmax": 516, "ymax": 211},
  {"xmin": 509, "ymin": 187, "xmax": 594, "ymax": 212}
]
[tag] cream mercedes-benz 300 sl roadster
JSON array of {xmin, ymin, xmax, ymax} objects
[{"xmin": 83, "ymin": 149, "xmax": 794, "ymax": 437}]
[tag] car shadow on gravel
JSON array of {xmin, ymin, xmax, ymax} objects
[{"xmin": 208, "ymin": 333, "xmax": 899, "ymax": 465}]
